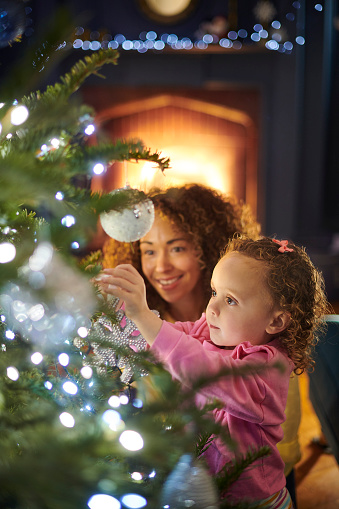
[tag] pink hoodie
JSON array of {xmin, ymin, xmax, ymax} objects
[{"xmin": 150, "ymin": 313, "xmax": 294, "ymax": 504}]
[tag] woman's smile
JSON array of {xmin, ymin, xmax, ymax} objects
[{"xmin": 156, "ymin": 275, "xmax": 183, "ymax": 289}]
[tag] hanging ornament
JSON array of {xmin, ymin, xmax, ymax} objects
[
  {"xmin": 161, "ymin": 454, "xmax": 220, "ymax": 509},
  {"xmin": 100, "ymin": 185, "xmax": 155, "ymax": 242},
  {"xmin": 0, "ymin": 0, "xmax": 27, "ymax": 48},
  {"xmin": 75, "ymin": 301, "xmax": 158, "ymax": 383}
]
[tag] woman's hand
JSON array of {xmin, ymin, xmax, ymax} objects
[{"xmin": 98, "ymin": 264, "xmax": 162, "ymax": 345}]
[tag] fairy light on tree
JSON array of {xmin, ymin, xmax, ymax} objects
[
  {"xmin": 119, "ymin": 430, "xmax": 144, "ymax": 451},
  {"xmin": 0, "ymin": 242, "xmax": 16, "ymax": 263},
  {"xmin": 10, "ymin": 104, "xmax": 29, "ymax": 125},
  {"xmin": 59, "ymin": 412, "xmax": 75, "ymax": 428}
]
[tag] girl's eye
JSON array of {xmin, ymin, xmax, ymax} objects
[
  {"xmin": 226, "ymin": 297, "xmax": 236, "ymax": 306},
  {"xmin": 211, "ymin": 289, "xmax": 217, "ymax": 297}
]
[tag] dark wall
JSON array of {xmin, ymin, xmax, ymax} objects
[{"xmin": 2, "ymin": 0, "xmax": 339, "ymax": 296}]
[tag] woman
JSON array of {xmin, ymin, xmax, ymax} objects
[
  {"xmin": 102, "ymin": 184, "xmax": 260, "ymax": 322},
  {"xmin": 100, "ymin": 183, "xmax": 299, "ymax": 506}
]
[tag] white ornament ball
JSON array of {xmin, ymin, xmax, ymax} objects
[{"xmin": 100, "ymin": 188, "xmax": 155, "ymax": 242}]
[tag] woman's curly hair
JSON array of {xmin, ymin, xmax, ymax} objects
[
  {"xmin": 102, "ymin": 184, "xmax": 260, "ymax": 316},
  {"xmin": 223, "ymin": 236, "xmax": 331, "ymax": 373}
]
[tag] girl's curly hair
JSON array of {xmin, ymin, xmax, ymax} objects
[
  {"xmin": 223, "ymin": 236, "xmax": 330, "ymax": 373},
  {"xmin": 102, "ymin": 184, "xmax": 260, "ymax": 316}
]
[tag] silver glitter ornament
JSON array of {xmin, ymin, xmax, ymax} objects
[
  {"xmin": 100, "ymin": 185, "xmax": 154, "ymax": 242},
  {"xmin": 161, "ymin": 454, "xmax": 220, "ymax": 509},
  {"xmin": 76, "ymin": 301, "xmax": 157, "ymax": 383}
]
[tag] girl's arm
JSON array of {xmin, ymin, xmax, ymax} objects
[{"xmin": 97, "ymin": 264, "xmax": 162, "ymax": 345}]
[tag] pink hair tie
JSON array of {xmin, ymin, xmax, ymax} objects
[{"xmin": 272, "ymin": 239, "xmax": 294, "ymax": 253}]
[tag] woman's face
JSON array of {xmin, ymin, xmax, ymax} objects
[{"xmin": 139, "ymin": 214, "xmax": 203, "ymax": 306}]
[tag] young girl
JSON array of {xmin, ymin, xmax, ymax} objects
[{"xmin": 99, "ymin": 236, "xmax": 329, "ymax": 508}]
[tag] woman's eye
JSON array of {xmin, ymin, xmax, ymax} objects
[
  {"xmin": 172, "ymin": 246, "xmax": 185, "ymax": 253},
  {"xmin": 141, "ymin": 250, "xmax": 154, "ymax": 256}
]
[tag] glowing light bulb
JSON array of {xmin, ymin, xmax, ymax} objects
[
  {"xmin": 92, "ymin": 163, "xmax": 105, "ymax": 175},
  {"xmin": 63, "ymin": 381, "xmax": 78, "ymax": 395},
  {"xmin": 121, "ymin": 494, "xmax": 147, "ymax": 509},
  {"xmin": 58, "ymin": 353, "xmax": 69, "ymax": 366},
  {"xmin": 50, "ymin": 138, "xmax": 60, "ymax": 148},
  {"xmin": 31, "ymin": 352, "xmax": 43, "ymax": 364},
  {"xmin": 85, "ymin": 124, "xmax": 95, "ymax": 135},
  {"xmin": 108, "ymin": 395, "xmax": 120, "ymax": 408},
  {"xmin": 131, "ymin": 472, "xmax": 143, "ymax": 481},
  {"xmin": 81, "ymin": 366, "xmax": 93, "ymax": 379},
  {"xmin": 59, "ymin": 412, "xmax": 75, "ymax": 427},
  {"xmin": 0, "ymin": 242, "xmax": 16, "ymax": 263},
  {"xmin": 61, "ymin": 215, "xmax": 76, "ymax": 227},
  {"xmin": 102, "ymin": 409, "xmax": 122, "ymax": 431},
  {"xmin": 119, "ymin": 430, "xmax": 144, "ymax": 451},
  {"xmin": 88, "ymin": 494, "xmax": 121, "ymax": 509},
  {"xmin": 77, "ymin": 326, "xmax": 88, "ymax": 338},
  {"xmin": 119, "ymin": 394, "xmax": 129, "ymax": 405},
  {"xmin": 7, "ymin": 366, "xmax": 19, "ymax": 381},
  {"xmin": 11, "ymin": 105, "xmax": 29, "ymax": 125}
]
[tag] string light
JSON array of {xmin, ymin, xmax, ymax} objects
[
  {"xmin": 7, "ymin": 366, "xmax": 20, "ymax": 381},
  {"xmin": 80, "ymin": 366, "xmax": 93, "ymax": 379},
  {"xmin": 0, "ymin": 242, "xmax": 16, "ymax": 263},
  {"xmin": 71, "ymin": 1, "xmax": 315, "ymax": 56},
  {"xmin": 119, "ymin": 394, "xmax": 129, "ymax": 405},
  {"xmin": 102, "ymin": 409, "xmax": 123, "ymax": 431},
  {"xmin": 58, "ymin": 353, "xmax": 70, "ymax": 366},
  {"xmin": 10, "ymin": 105, "xmax": 29, "ymax": 126},
  {"xmin": 55, "ymin": 191, "xmax": 64, "ymax": 201},
  {"xmin": 62, "ymin": 381, "xmax": 78, "ymax": 395},
  {"xmin": 88, "ymin": 494, "xmax": 121, "ymax": 509},
  {"xmin": 108, "ymin": 395, "xmax": 121, "ymax": 408},
  {"xmin": 119, "ymin": 430, "xmax": 144, "ymax": 451},
  {"xmin": 31, "ymin": 352, "xmax": 43, "ymax": 364},
  {"xmin": 121, "ymin": 494, "xmax": 147, "ymax": 509},
  {"xmin": 84, "ymin": 124, "xmax": 95, "ymax": 135},
  {"xmin": 92, "ymin": 162, "xmax": 105, "ymax": 175},
  {"xmin": 61, "ymin": 215, "xmax": 76, "ymax": 227},
  {"xmin": 130, "ymin": 472, "xmax": 143, "ymax": 481},
  {"xmin": 59, "ymin": 412, "xmax": 75, "ymax": 427}
]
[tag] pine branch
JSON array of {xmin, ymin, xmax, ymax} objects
[
  {"xmin": 22, "ymin": 49, "xmax": 119, "ymax": 112},
  {"xmin": 217, "ymin": 446, "xmax": 271, "ymax": 500}
]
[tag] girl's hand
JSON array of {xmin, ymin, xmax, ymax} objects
[
  {"xmin": 99, "ymin": 264, "xmax": 147, "ymax": 318},
  {"xmin": 98, "ymin": 264, "xmax": 162, "ymax": 345}
]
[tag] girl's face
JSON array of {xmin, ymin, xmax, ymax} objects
[
  {"xmin": 206, "ymin": 253, "xmax": 280, "ymax": 348},
  {"xmin": 140, "ymin": 214, "xmax": 203, "ymax": 307}
]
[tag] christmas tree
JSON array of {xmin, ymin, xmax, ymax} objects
[{"xmin": 0, "ymin": 21, "xmax": 269, "ymax": 509}]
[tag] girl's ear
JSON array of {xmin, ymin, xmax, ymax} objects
[{"xmin": 266, "ymin": 310, "xmax": 291, "ymax": 335}]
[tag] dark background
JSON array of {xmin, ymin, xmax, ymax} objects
[{"xmin": 1, "ymin": 0, "xmax": 339, "ymax": 298}]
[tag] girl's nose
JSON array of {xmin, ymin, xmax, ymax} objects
[{"xmin": 207, "ymin": 299, "xmax": 219, "ymax": 316}]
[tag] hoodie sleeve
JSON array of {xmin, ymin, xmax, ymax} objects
[{"xmin": 150, "ymin": 317, "xmax": 293, "ymax": 425}]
